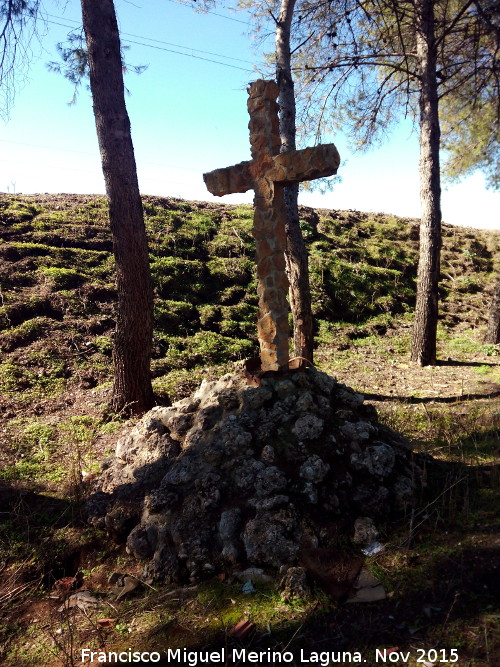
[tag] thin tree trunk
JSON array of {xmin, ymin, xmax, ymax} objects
[
  {"xmin": 276, "ymin": 0, "xmax": 314, "ymax": 363},
  {"xmin": 411, "ymin": 0, "xmax": 442, "ymax": 367},
  {"xmin": 485, "ymin": 277, "xmax": 500, "ymax": 344},
  {"xmin": 81, "ymin": 0, "xmax": 154, "ymax": 414}
]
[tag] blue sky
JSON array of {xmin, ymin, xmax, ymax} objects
[{"xmin": 0, "ymin": 0, "xmax": 498, "ymax": 230}]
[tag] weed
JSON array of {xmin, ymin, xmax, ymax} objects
[
  {"xmin": 59, "ymin": 416, "xmax": 98, "ymax": 449},
  {"xmin": 232, "ymin": 205, "xmax": 253, "ymax": 219},
  {"xmin": 22, "ymin": 422, "xmax": 56, "ymax": 459},
  {"xmin": 92, "ymin": 335, "xmax": 113, "ymax": 355},
  {"xmin": 0, "ymin": 317, "xmax": 51, "ymax": 351},
  {"xmin": 447, "ymin": 335, "xmax": 486, "ymax": 356},
  {"xmin": 391, "ymin": 333, "xmax": 412, "ymax": 353},
  {"xmin": 152, "ymin": 367, "xmax": 210, "ymax": 400},
  {"xmin": 40, "ymin": 267, "xmax": 84, "ymax": 290},
  {"xmin": 474, "ymin": 364, "xmax": 493, "ymax": 375},
  {"xmin": 206, "ymin": 256, "xmax": 254, "ymax": 287},
  {"xmin": 154, "ymin": 299, "xmax": 198, "ymax": 334},
  {"xmin": 150, "ymin": 256, "xmax": 205, "ymax": 299},
  {"xmin": 299, "ymin": 218, "xmax": 315, "ymax": 239},
  {"xmin": 378, "ymin": 402, "xmax": 499, "ymax": 465},
  {"xmin": 0, "ymin": 459, "xmax": 66, "ymax": 483},
  {"xmin": 2, "ymin": 200, "xmax": 41, "ymax": 221},
  {"xmin": 99, "ymin": 420, "xmax": 122, "ymax": 435},
  {"xmin": 0, "ymin": 360, "xmax": 63, "ymax": 396}
]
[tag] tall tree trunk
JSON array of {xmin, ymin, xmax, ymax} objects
[
  {"xmin": 485, "ymin": 277, "xmax": 500, "ymax": 344},
  {"xmin": 411, "ymin": 0, "xmax": 442, "ymax": 367},
  {"xmin": 81, "ymin": 0, "xmax": 154, "ymax": 414},
  {"xmin": 276, "ymin": 0, "xmax": 314, "ymax": 363}
]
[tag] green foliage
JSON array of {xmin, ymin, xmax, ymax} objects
[
  {"xmin": 1, "ymin": 200, "xmax": 41, "ymax": 222},
  {"xmin": 0, "ymin": 354, "xmax": 67, "ymax": 397},
  {"xmin": 154, "ymin": 300, "xmax": 198, "ymax": 334},
  {"xmin": 59, "ymin": 415, "xmax": 98, "ymax": 447},
  {"xmin": 0, "ymin": 459, "xmax": 66, "ymax": 483},
  {"xmin": 0, "ymin": 420, "xmax": 62, "ymax": 483},
  {"xmin": 9, "ymin": 241, "xmax": 52, "ymax": 256},
  {"xmin": 299, "ymin": 218, "xmax": 316, "ymax": 239},
  {"xmin": 305, "ymin": 211, "xmax": 418, "ymax": 322},
  {"xmin": 0, "ymin": 317, "xmax": 49, "ymax": 350},
  {"xmin": 146, "ymin": 208, "xmax": 218, "ymax": 259},
  {"xmin": 40, "ymin": 266, "xmax": 83, "ymax": 290},
  {"xmin": 442, "ymin": 97, "xmax": 499, "ymax": 191},
  {"xmin": 10, "ymin": 241, "xmax": 109, "ymax": 269},
  {"xmin": 150, "ymin": 256, "xmax": 205, "ymax": 300},
  {"xmin": 206, "ymin": 256, "xmax": 254, "ymax": 287},
  {"xmin": 196, "ymin": 300, "xmax": 259, "ymax": 338},
  {"xmin": 379, "ymin": 401, "xmax": 499, "ymax": 465},
  {"xmin": 232, "ymin": 205, "xmax": 253, "ymax": 219},
  {"xmin": 152, "ymin": 367, "xmax": 209, "ymax": 399},
  {"xmin": 92, "ymin": 335, "xmax": 113, "ymax": 355},
  {"xmin": 1, "ymin": 195, "xmax": 500, "ymax": 667},
  {"xmin": 161, "ymin": 331, "xmax": 254, "ymax": 371},
  {"xmin": 15, "ymin": 422, "xmax": 56, "ymax": 462},
  {"xmin": 47, "ymin": 30, "xmax": 147, "ymax": 104},
  {"xmin": 206, "ymin": 216, "xmax": 254, "ymax": 258},
  {"xmin": 310, "ymin": 255, "xmax": 413, "ymax": 321},
  {"xmin": 448, "ymin": 335, "xmax": 486, "ymax": 356}
]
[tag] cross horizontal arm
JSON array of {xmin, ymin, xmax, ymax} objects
[
  {"xmin": 272, "ymin": 144, "xmax": 340, "ymax": 185},
  {"xmin": 203, "ymin": 143, "xmax": 340, "ymax": 197},
  {"xmin": 203, "ymin": 160, "xmax": 253, "ymax": 197}
]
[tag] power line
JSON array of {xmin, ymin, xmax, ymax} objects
[
  {"xmin": 46, "ymin": 19, "xmax": 253, "ymax": 72},
  {"xmin": 43, "ymin": 9, "xmax": 256, "ymax": 73},
  {"xmin": 123, "ymin": 38, "xmax": 254, "ymax": 72},
  {"xmin": 45, "ymin": 13, "xmax": 254, "ymax": 66},
  {"xmin": 164, "ymin": 0, "xmax": 249, "ymax": 26},
  {"xmin": 122, "ymin": 32, "xmax": 253, "ymax": 66}
]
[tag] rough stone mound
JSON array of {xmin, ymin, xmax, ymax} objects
[{"xmin": 87, "ymin": 368, "xmax": 426, "ymax": 584}]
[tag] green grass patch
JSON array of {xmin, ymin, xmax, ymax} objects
[
  {"xmin": 1, "ymin": 200, "xmax": 41, "ymax": 222},
  {"xmin": 0, "ymin": 359, "xmax": 67, "ymax": 397},
  {"xmin": 157, "ymin": 330, "xmax": 254, "ymax": 372},
  {"xmin": 40, "ymin": 266, "xmax": 84, "ymax": 290},
  {"xmin": 378, "ymin": 401, "xmax": 499, "ymax": 464},
  {"xmin": 154, "ymin": 299, "xmax": 199, "ymax": 334},
  {"xmin": 447, "ymin": 335, "xmax": 486, "ymax": 356},
  {"xmin": 0, "ymin": 316, "xmax": 52, "ymax": 351}
]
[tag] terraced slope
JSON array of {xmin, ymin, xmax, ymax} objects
[{"xmin": 1, "ymin": 194, "xmax": 497, "ymax": 410}]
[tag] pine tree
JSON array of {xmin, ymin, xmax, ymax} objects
[{"xmin": 80, "ymin": 0, "xmax": 154, "ymax": 413}]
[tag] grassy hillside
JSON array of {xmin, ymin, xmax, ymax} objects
[
  {"xmin": 1, "ymin": 193, "xmax": 497, "ymax": 404},
  {"xmin": 0, "ymin": 193, "xmax": 499, "ymax": 666}
]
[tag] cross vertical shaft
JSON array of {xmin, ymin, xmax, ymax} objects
[{"xmin": 248, "ymin": 80, "xmax": 290, "ymax": 371}]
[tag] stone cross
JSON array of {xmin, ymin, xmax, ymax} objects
[{"xmin": 204, "ymin": 79, "xmax": 340, "ymax": 372}]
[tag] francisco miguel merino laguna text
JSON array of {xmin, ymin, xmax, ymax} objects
[
  {"xmin": 81, "ymin": 648, "xmax": 366, "ymax": 665},
  {"xmin": 82, "ymin": 646, "xmax": 460, "ymax": 664}
]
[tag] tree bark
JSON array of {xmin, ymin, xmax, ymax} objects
[
  {"xmin": 81, "ymin": 0, "xmax": 154, "ymax": 414},
  {"xmin": 485, "ymin": 277, "xmax": 500, "ymax": 344},
  {"xmin": 276, "ymin": 0, "xmax": 314, "ymax": 363},
  {"xmin": 411, "ymin": 0, "xmax": 442, "ymax": 367}
]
